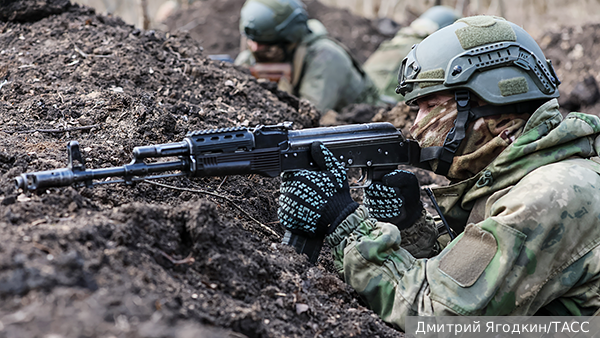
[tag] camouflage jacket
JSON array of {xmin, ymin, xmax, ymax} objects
[
  {"xmin": 326, "ymin": 99, "xmax": 600, "ymax": 330},
  {"xmin": 363, "ymin": 27, "xmax": 427, "ymax": 101},
  {"xmin": 234, "ymin": 19, "xmax": 380, "ymax": 112}
]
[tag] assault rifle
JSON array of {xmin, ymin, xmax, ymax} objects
[{"xmin": 14, "ymin": 122, "xmax": 422, "ymax": 263}]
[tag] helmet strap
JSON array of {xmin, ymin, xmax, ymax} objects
[
  {"xmin": 419, "ymin": 90, "xmax": 543, "ymax": 177},
  {"xmin": 435, "ymin": 90, "xmax": 472, "ymax": 176}
]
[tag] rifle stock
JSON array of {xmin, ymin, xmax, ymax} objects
[{"xmin": 15, "ymin": 122, "xmax": 421, "ymax": 263}]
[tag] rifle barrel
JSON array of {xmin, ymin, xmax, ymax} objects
[{"xmin": 15, "ymin": 159, "xmax": 188, "ymax": 191}]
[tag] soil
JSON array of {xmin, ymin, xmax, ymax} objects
[
  {"xmin": 0, "ymin": 1, "xmax": 599, "ymax": 338},
  {"xmin": 538, "ymin": 24, "xmax": 600, "ymax": 115},
  {"xmin": 0, "ymin": 1, "xmax": 399, "ymax": 338}
]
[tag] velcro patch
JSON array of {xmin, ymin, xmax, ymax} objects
[
  {"xmin": 417, "ymin": 68, "xmax": 445, "ymax": 88},
  {"xmin": 499, "ymin": 77, "xmax": 529, "ymax": 96},
  {"xmin": 438, "ymin": 223, "xmax": 497, "ymax": 287},
  {"xmin": 455, "ymin": 17, "xmax": 516, "ymax": 50}
]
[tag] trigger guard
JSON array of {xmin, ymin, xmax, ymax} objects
[{"xmin": 351, "ymin": 168, "xmax": 373, "ymax": 189}]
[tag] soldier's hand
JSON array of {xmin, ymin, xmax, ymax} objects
[
  {"xmin": 278, "ymin": 142, "xmax": 359, "ymax": 237},
  {"xmin": 364, "ymin": 169, "xmax": 424, "ymax": 229}
]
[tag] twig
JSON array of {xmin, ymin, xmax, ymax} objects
[
  {"xmin": 140, "ymin": 0, "xmax": 151, "ymax": 30},
  {"xmin": 217, "ymin": 176, "xmax": 227, "ymax": 190},
  {"xmin": 165, "ymin": 45, "xmax": 193, "ymax": 62},
  {"xmin": 73, "ymin": 43, "xmax": 112, "ymax": 58},
  {"xmin": 74, "ymin": 44, "xmax": 88, "ymax": 58},
  {"xmin": 143, "ymin": 180, "xmax": 280, "ymax": 238},
  {"xmin": 158, "ymin": 250, "xmax": 195, "ymax": 265},
  {"xmin": 4, "ymin": 124, "xmax": 99, "ymax": 134}
]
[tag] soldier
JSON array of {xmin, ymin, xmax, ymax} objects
[
  {"xmin": 277, "ymin": 15, "xmax": 600, "ymax": 330},
  {"xmin": 234, "ymin": 0, "xmax": 380, "ymax": 113},
  {"xmin": 363, "ymin": 5, "xmax": 460, "ymax": 103}
]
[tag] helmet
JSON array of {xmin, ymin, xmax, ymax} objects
[
  {"xmin": 397, "ymin": 16, "xmax": 561, "ymax": 176},
  {"xmin": 397, "ymin": 16, "xmax": 560, "ymax": 105},
  {"xmin": 239, "ymin": 0, "xmax": 309, "ymax": 44},
  {"xmin": 418, "ymin": 6, "xmax": 461, "ymax": 30}
]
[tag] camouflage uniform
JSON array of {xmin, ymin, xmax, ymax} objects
[
  {"xmin": 235, "ymin": 19, "xmax": 380, "ymax": 113},
  {"xmin": 326, "ymin": 99, "xmax": 600, "ymax": 329},
  {"xmin": 363, "ymin": 6, "xmax": 460, "ymax": 102},
  {"xmin": 363, "ymin": 23, "xmax": 432, "ymax": 101}
]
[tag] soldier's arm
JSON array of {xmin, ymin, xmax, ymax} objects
[
  {"xmin": 327, "ymin": 162, "xmax": 600, "ymax": 329},
  {"xmin": 326, "ymin": 206, "xmax": 458, "ymax": 330}
]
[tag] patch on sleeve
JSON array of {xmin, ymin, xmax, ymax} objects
[{"xmin": 438, "ymin": 223, "xmax": 497, "ymax": 287}]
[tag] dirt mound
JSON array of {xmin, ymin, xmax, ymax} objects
[
  {"xmin": 0, "ymin": 2, "xmax": 403, "ymax": 338},
  {"xmin": 163, "ymin": 0, "xmax": 398, "ymax": 64},
  {"xmin": 2, "ymin": 0, "xmax": 599, "ymax": 336},
  {"xmin": 539, "ymin": 24, "xmax": 600, "ymax": 116},
  {"xmin": 0, "ymin": 0, "xmax": 71, "ymax": 22}
]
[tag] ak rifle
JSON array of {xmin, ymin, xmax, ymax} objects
[{"xmin": 14, "ymin": 122, "xmax": 421, "ymax": 263}]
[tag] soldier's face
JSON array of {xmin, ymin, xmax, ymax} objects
[
  {"xmin": 414, "ymin": 91, "xmax": 455, "ymax": 124},
  {"xmin": 247, "ymin": 40, "xmax": 286, "ymax": 63}
]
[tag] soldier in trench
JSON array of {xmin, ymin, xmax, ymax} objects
[
  {"xmin": 277, "ymin": 15, "xmax": 600, "ymax": 330},
  {"xmin": 363, "ymin": 5, "xmax": 460, "ymax": 103},
  {"xmin": 234, "ymin": 0, "xmax": 381, "ymax": 113}
]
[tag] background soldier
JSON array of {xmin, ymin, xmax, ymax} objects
[
  {"xmin": 278, "ymin": 15, "xmax": 600, "ymax": 330},
  {"xmin": 363, "ymin": 5, "xmax": 460, "ymax": 103},
  {"xmin": 234, "ymin": 0, "xmax": 381, "ymax": 113}
]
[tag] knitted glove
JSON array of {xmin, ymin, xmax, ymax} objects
[
  {"xmin": 278, "ymin": 142, "xmax": 359, "ymax": 237},
  {"xmin": 363, "ymin": 169, "xmax": 424, "ymax": 230}
]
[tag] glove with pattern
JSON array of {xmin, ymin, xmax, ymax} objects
[
  {"xmin": 364, "ymin": 169, "xmax": 424, "ymax": 230},
  {"xmin": 278, "ymin": 142, "xmax": 359, "ymax": 237}
]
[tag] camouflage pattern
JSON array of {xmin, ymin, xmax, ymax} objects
[
  {"xmin": 397, "ymin": 209, "xmax": 439, "ymax": 258},
  {"xmin": 363, "ymin": 6, "xmax": 459, "ymax": 101},
  {"xmin": 409, "ymin": 98, "xmax": 530, "ymax": 180},
  {"xmin": 409, "ymin": 98, "xmax": 457, "ymax": 149},
  {"xmin": 234, "ymin": 19, "xmax": 380, "ymax": 112},
  {"xmin": 326, "ymin": 99, "xmax": 600, "ymax": 330},
  {"xmin": 362, "ymin": 27, "xmax": 427, "ymax": 100}
]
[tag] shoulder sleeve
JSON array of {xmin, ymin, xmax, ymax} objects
[{"xmin": 326, "ymin": 160, "xmax": 600, "ymax": 329}]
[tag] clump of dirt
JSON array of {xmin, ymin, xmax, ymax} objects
[
  {"xmin": 539, "ymin": 24, "xmax": 600, "ymax": 115},
  {"xmin": 0, "ymin": 0, "xmax": 71, "ymax": 22},
  {"xmin": 163, "ymin": 0, "xmax": 399, "ymax": 64},
  {"xmin": 0, "ymin": 2, "xmax": 404, "ymax": 338}
]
